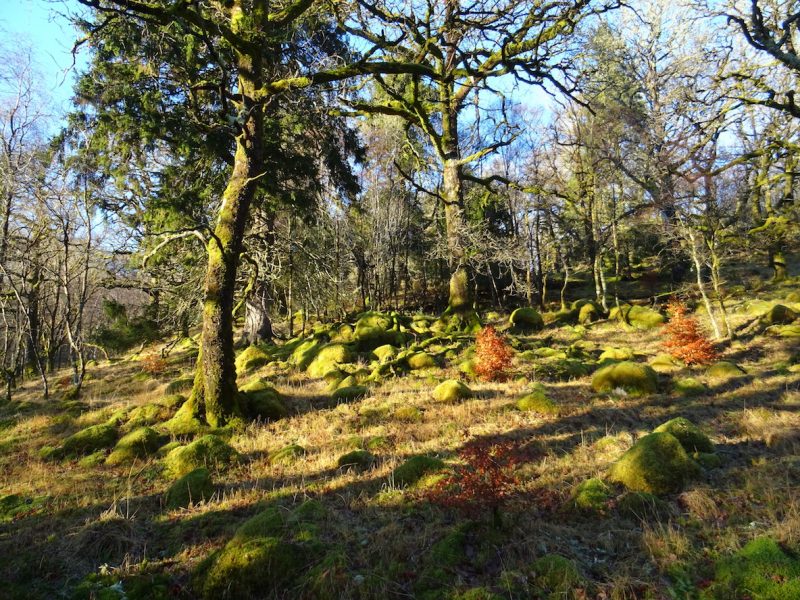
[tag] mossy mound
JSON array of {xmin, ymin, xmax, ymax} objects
[
  {"xmin": 531, "ymin": 554, "xmax": 585, "ymax": 599},
  {"xmin": 165, "ymin": 376, "xmax": 194, "ymax": 395},
  {"xmin": 653, "ymin": 417, "xmax": 714, "ymax": 453},
  {"xmin": 354, "ymin": 311, "xmax": 405, "ymax": 350},
  {"xmin": 269, "ymin": 443, "xmax": 305, "ymax": 465},
  {"xmin": 609, "ymin": 303, "xmax": 632, "ymax": 322},
  {"xmin": 578, "ymin": 301, "xmax": 602, "ymax": 324},
  {"xmin": 626, "ymin": 305, "xmax": 665, "ymax": 329},
  {"xmin": 599, "ymin": 347, "xmax": 634, "ymax": 362},
  {"xmin": 407, "ymin": 352, "xmax": 437, "ymax": 370},
  {"xmin": 106, "ymin": 427, "xmax": 162, "ymax": 465},
  {"xmin": 395, "ymin": 405, "xmax": 423, "ymax": 422},
  {"xmin": 509, "ymin": 307, "xmax": 544, "ymax": 332},
  {"xmin": 163, "ymin": 398, "xmax": 206, "ymax": 436},
  {"xmin": 769, "ymin": 324, "xmax": 800, "ymax": 337},
  {"xmin": 60, "ymin": 423, "xmax": 118, "ymax": 458},
  {"xmin": 591, "ymin": 361, "xmax": 658, "ymax": 395},
  {"xmin": 459, "ymin": 359, "xmax": 478, "ymax": 378},
  {"xmin": 449, "ymin": 587, "xmax": 503, "ymax": 600},
  {"xmin": 535, "ymin": 347, "xmax": 566, "ymax": 358},
  {"xmin": 674, "ymin": 377, "xmax": 707, "ymax": 397},
  {"xmin": 165, "ymin": 468, "xmax": 214, "ymax": 509},
  {"xmin": 372, "ymin": 344, "xmax": 398, "ymax": 363},
  {"xmin": 516, "ymin": 388, "xmax": 558, "ymax": 415},
  {"xmin": 705, "ymin": 361, "xmax": 746, "ymax": 381},
  {"xmin": 429, "ymin": 526, "xmax": 468, "ymax": 567},
  {"xmin": 126, "ymin": 396, "xmax": 183, "ymax": 428},
  {"xmin": 536, "ymin": 358, "xmax": 590, "ymax": 381},
  {"xmin": 235, "ymin": 345, "xmax": 270, "ymax": 373},
  {"xmin": 432, "ymin": 379, "xmax": 473, "ymax": 403},
  {"xmin": 392, "ymin": 455, "xmax": 445, "ymax": 486},
  {"xmin": 572, "ymin": 478, "xmax": 612, "ymax": 512},
  {"xmin": 616, "ymin": 491, "xmax": 670, "ymax": 520},
  {"xmin": 306, "ymin": 344, "xmax": 354, "ymax": 378},
  {"xmin": 608, "ymin": 432, "xmax": 700, "ymax": 494},
  {"xmin": 649, "ymin": 353, "xmax": 682, "ymax": 373},
  {"xmin": 337, "ymin": 449, "xmax": 374, "ymax": 471},
  {"xmin": 703, "ymin": 537, "xmax": 800, "ymax": 599},
  {"xmin": 764, "ymin": 303, "xmax": 798, "ymax": 325},
  {"xmin": 332, "ymin": 385, "xmax": 368, "ymax": 402},
  {"xmin": 241, "ymin": 379, "xmax": 288, "ymax": 421},
  {"xmin": 290, "ymin": 338, "xmax": 323, "ymax": 370},
  {"xmin": 164, "ymin": 435, "xmax": 239, "ymax": 478}
]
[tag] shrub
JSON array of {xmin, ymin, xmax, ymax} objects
[
  {"xmin": 141, "ymin": 354, "xmax": 168, "ymax": 376},
  {"xmin": 662, "ymin": 300, "xmax": 719, "ymax": 365},
  {"xmin": 474, "ymin": 326, "xmax": 513, "ymax": 381}
]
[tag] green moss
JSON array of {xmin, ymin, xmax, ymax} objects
[
  {"xmin": 372, "ymin": 344, "xmax": 398, "ymax": 363},
  {"xmin": 531, "ymin": 554, "xmax": 585, "ymax": 599},
  {"xmin": 769, "ymin": 324, "xmax": 800, "ymax": 337},
  {"xmin": 509, "ymin": 307, "xmax": 544, "ymax": 332},
  {"xmin": 764, "ymin": 303, "xmax": 798, "ymax": 325},
  {"xmin": 240, "ymin": 381, "xmax": 287, "ymax": 421},
  {"xmin": 516, "ymin": 388, "xmax": 558, "ymax": 415},
  {"xmin": 395, "ymin": 405, "xmax": 423, "ymax": 422},
  {"xmin": 608, "ymin": 432, "xmax": 700, "ymax": 494},
  {"xmin": 616, "ymin": 491, "xmax": 670, "ymax": 520},
  {"xmin": 653, "ymin": 417, "xmax": 714, "ymax": 453},
  {"xmin": 599, "ymin": 347, "xmax": 634, "ymax": 362},
  {"xmin": 307, "ymin": 344, "xmax": 355, "ymax": 378},
  {"xmin": 432, "ymin": 379, "xmax": 472, "ymax": 403},
  {"xmin": 60, "ymin": 423, "xmax": 118, "ymax": 457},
  {"xmin": 430, "ymin": 526, "xmax": 467, "ymax": 567},
  {"xmin": 459, "ymin": 359, "xmax": 478, "ymax": 378},
  {"xmin": 106, "ymin": 427, "xmax": 162, "ymax": 465},
  {"xmin": 674, "ymin": 377, "xmax": 707, "ymax": 397},
  {"xmin": 332, "ymin": 385, "xmax": 368, "ymax": 402},
  {"xmin": 337, "ymin": 449, "xmax": 374, "ymax": 471},
  {"xmin": 535, "ymin": 347, "xmax": 566, "ymax": 358},
  {"xmin": 407, "ymin": 352, "xmax": 437, "ymax": 370},
  {"xmin": 290, "ymin": 338, "xmax": 323, "ymax": 370},
  {"xmin": 164, "ymin": 396, "xmax": 206, "ymax": 436},
  {"xmin": 573, "ymin": 478, "xmax": 612, "ymax": 512},
  {"xmin": 392, "ymin": 455, "xmax": 445, "ymax": 486},
  {"xmin": 354, "ymin": 311, "xmax": 405, "ymax": 350},
  {"xmin": 366, "ymin": 435, "xmax": 390, "ymax": 451},
  {"xmin": 650, "ymin": 353, "xmax": 682, "ymax": 373},
  {"xmin": 127, "ymin": 396, "xmax": 183, "ymax": 428},
  {"xmin": 269, "ymin": 443, "xmax": 305, "ymax": 465},
  {"xmin": 0, "ymin": 494, "xmax": 48, "ymax": 523},
  {"xmin": 79, "ymin": 451, "xmax": 107, "ymax": 468},
  {"xmin": 703, "ymin": 537, "xmax": 800, "ymax": 599},
  {"xmin": 626, "ymin": 305, "xmax": 665, "ymax": 329},
  {"xmin": 163, "ymin": 435, "xmax": 239, "ymax": 478},
  {"xmin": 694, "ymin": 451, "xmax": 722, "ymax": 469},
  {"xmin": 448, "ymin": 587, "xmax": 504, "ymax": 600},
  {"xmin": 165, "ymin": 376, "xmax": 194, "ymax": 394},
  {"xmin": 235, "ymin": 345, "xmax": 270, "ymax": 373},
  {"xmin": 609, "ymin": 303, "xmax": 632, "ymax": 322},
  {"xmin": 165, "ymin": 468, "xmax": 214, "ymax": 509},
  {"xmin": 578, "ymin": 302, "xmax": 601, "ymax": 324},
  {"xmin": 536, "ymin": 358, "xmax": 590, "ymax": 381},
  {"xmin": 591, "ymin": 361, "xmax": 658, "ymax": 395},
  {"xmin": 705, "ymin": 361, "xmax": 746, "ymax": 380}
]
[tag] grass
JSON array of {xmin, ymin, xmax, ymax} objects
[{"xmin": 1, "ymin": 280, "xmax": 800, "ymax": 598}]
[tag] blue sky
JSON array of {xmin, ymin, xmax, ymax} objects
[{"xmin": 0, "ymin": 0, "xmax": 86, "ymax": 114}]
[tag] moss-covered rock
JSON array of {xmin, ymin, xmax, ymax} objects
[
  {"xmin": 650, "ymin": 353, "xmax": 682, "ymax": 373},
  {"xmin": 306, "ymin": 344, "xmax": 355, "ymax": 378},
  {"xmin": 407, "ymin": 352, "xmax": 437, "ymax": 370},
  {"xmin": 337, "ymin": 449, "xmax": 374, "ymax": 471},
  {"xmin": 459, "ymin": 359, "xmax": 478, "ymax": 378},
  {"xmin": 626, "ymin": 305, "xmax": 665, "ymax": 329},
  {"xmin": 768, "ymin": 324, "xmax": 800, "ymax": 337},
  {"xmin": 591, "ymin": 361, "xmax": 658, "ymax": 395},
  {"xmin": 235, "ymin": 345, "xmax": 270, "ymax": 373},
  {"xmin": 764, "ymin": 303, "xmax": 798, "ymax": 325},
  {"xmin": 126, "ymin": 396, "xmax": 183, "ymax": 428},
  {"xmin": 509, "ymin": 307, "xmax": 544, "ymax": 332},
  {"xmin": 60, "ymin": 423, "xmax": 118, "ymax": 457},
  {"xmin": 653, "ymin": 417, "xmax": 714, "ymax": 453},
  {"xmin": 531, "ymin": 554, "xmax": 585, "ymax": 599},
  {"xmin": 163, "ymin": 397, "xmax": 206, "ymax": 436},
  {"xmin": 106, "ymin": 427, "xmax": 162, "ymax": 465},
  {"xmin": 269, "ymin": 443, "xmax": 305, "ymax": 465},
  {"xmin": 395, "ymin": 405, "xmax": 423, "ymax": 422},
  {"xmin": 599, "ymin": 347, "xmax": 634, "ymax": 362},
  {"xmin": 578, "ymin": 302, "xmax": 602, "ymax": 324},
  {"xmin": 705, "ymin": 361, "xmax": 746, "ymax": 381},
  {"xmin": 241, "ymin": 379, "xmax": 288, "ymax": 421},
  {"xmin": 616, "ymin": 491, "xmax": 670, "ymax": 520},
  {"xmin": 572, "ymin": 478, "xmax": 612, "ymax": 512},
  {"xmin": 516, "ymin": 388, "xmax": 558, "ymax": 415},
  {"xmin": 703, "ymin": 537, "xmax": 800, "ymax": 599},
  {"xmin": 354, "ymin": 311, "xmax": 405, "ymax": 350},
  {"xmin": 372, "ymin": 344, "xmax": 398, "ymax": 363},
  {"xmin": 332, "ymin": 385, "xmax": 368, "ymax": 402},
  {"xmin": 392, "ymin": 455, "xmax": 445, "ymax": 486},
  {"xmin": 674, "ymin": 377, "xmax": 707, "ymax": 397},
  {"xmin": 608, "ymin": 432, "xmax": 700, "ymax": 494},
  {"xmin": 432, "ymin": 379, "xmax": 473, "ymax": 403},
  {"xmin": 164, "ymin": 435, "xmax": 239, "ymax": 478},
  {"xmin": 609, "ymin": 303, "xmax": 632, "ymax": 322},
  {"xmin": 536, "ymin": 358, "xmax": 590, "ymax": 381},
  {"xmin": 165, "ymin": 468, "xmax": 214, "ymax": 509},
  {"xmin": 290, "ymin": 338, "xmax": 323, "ymax": 370}
]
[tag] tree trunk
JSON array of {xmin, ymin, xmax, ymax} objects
[{"xmin": 443, "ymin": 159, "xmax": 472, "ymax": 311}]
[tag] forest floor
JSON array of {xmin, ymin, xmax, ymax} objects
[{"xmin": 2, "ymin": 276, "xmax": 800, "ymax": 600}]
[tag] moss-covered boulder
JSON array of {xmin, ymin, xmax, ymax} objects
[
  {"xmin": 768, "ymin": 324, "xmax": 800, "ymax": 337},
  {"xmin": 536, "ymin": 358, "xmax": 590, "ymax": 381},
  {"xmin": 242, "ymin": 381, "xmax": 288, "ymax": 422},
  {"xmin": 599, "ymin": 347, "xmax": 634, "ymax": 362},
  {"xmin": 337, "ymin": 449, "xmax": 374, "ymax": 471},
  {"xmin": 764, "ymin": 303, "xmax": 798, "ymax": 325},
  {"xmin": 165, "ymin": 468, "xmax": 214, "ymax": 509},
  {"xmin": 354, "ymin": 311, "xmax": 404, "ymax": 350},
  {"xmin": 432, "ymin": 379, "xmax": 473, "ymax": 403},
  {"xmin": 653, "ymin": 417, "xmax": 714, "ymax": 453},
  {"xmin": 106, "ymin": 427, "xmax": 162, "ymax": 465},
  {"xmin": 126, "ymin": 395, "xmax": 184, "ymax": 428},
  {"xmin": 459, "ymin": 359, "xmax": 478, "ymax": 379},
  {"xmin": 572, "ymin": 478, "xmax": 612, "ymax": 512},
  {"xmin": 516, "ymin": 388, "xmax": 559, "ymax": 415},
  {"xmin": 372, "ymin": 344, "xmax": 398, "ymax": 363},
  {"xmin": 674, "ymin": 377, "xmax": 707, "ymax": 397},
  {"xmin": 703, "ymin": 537, "xmax": 800, "ymax": 599},
  {"xmin": 531, "ymin": 554, "xmax": 585, "ymax": 599},
  {"xmin": 306, "ymin": 344, "xmax": 354, "ymax": 378},
  {"xmin": 626, "ymin": 305, "xmax": 665, "ymax": 329},
  {"xmin": 608, "ymin": 432, "xmax": 700, "ymax": 494},
  {"xmin": 332, "ymin": 385, "xmax": 368, "ymax": 402},
  {"xmin": 578, "ymin": 302, "xmax": 602, "ymax": 324},
  {"xmin": 705, "ymin": 361, "xmax": 746, "ymax": 381},
  {"xmin": 650, "ymin": 353, "xmax": 682, "ymax": 373},
  {"xmin": 407, "ymin": 352, "xmax": 437, "ymax": 370},
  {"xmin": 609, "ymin": 303, "xmax": 632, "ymax": 322},
  {"xmin": 164, "ymin": 435, "xmax": 239, "ymax": 478},
  {"xmin": 60, "ymin": 423, "xmax": 118, "ymax": 457},
  {"xmin": 235, "ymin": 345, "xmax": 270, "ymax": 373},
  {"xmin": 269, "ymin": 443, "xmax": 305, "ymax": 465},
  {"xmin": 395, "ymin": 405, "xmax": 423, "ymax": 422},
  {"xmin": 591, "ymin": 361, "xmax": 658, "ymax": 395},
  {"xmin": 290, "ymin": 338, "xmax": 323, "ymax": 370},
  {"xmin": 509, "ymin": 307, "xmax": 544, "ymax": 332},
  {"xmin": 392, "ymin": 455, "xmax": 445, "ymax": 487}
]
